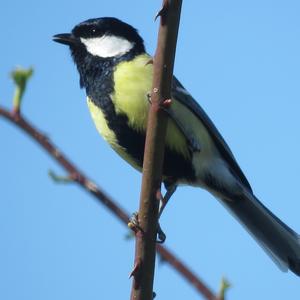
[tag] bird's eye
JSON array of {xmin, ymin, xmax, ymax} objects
[{"xmin": 92, "ymin": 29, "xmax": 96, "ymax": 33}]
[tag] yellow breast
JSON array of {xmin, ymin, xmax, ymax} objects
[
  {"xmin": 111, "ymin": 54, "xmax": 190, "ymax": 159},
  {"xmin": 111, "ymin": 54, "xmax": 152, "ymax": 132}
]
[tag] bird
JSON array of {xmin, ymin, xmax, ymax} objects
[{"xmin": 53, "ymin": 17, "xmax": 300, "ymax": 275}]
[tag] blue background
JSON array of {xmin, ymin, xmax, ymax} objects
[{"xmin": 1, "ymin": 1, "xmax": 300, "ymax": 299}]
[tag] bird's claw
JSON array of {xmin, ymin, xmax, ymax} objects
[
  {"xmin": 129, "ymin": 211, "xmax": 166, "ymax": 243},
  {"xmin": 128, "ymin": 212, "xmax": 144, "ymax": 234},
  {"xmin": 156, "ymin": 223, "xmax": 166, "ymax": 244}
]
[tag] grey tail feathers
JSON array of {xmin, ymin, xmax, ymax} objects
[{"xmin": 220, "ymin": 193, "xmax": 300, "ymax": 276}]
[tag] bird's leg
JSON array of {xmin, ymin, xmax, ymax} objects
[
  {"xmin": 156, "ymin": 182, "xmax": 177, "ymax": 243},
  {"xmin": 159, "ymin": 183, "xmax": 177, "ymax": 218},
  {"xmin": 128, "ymin": 184, "xmax": 176, "ymax": 243}
]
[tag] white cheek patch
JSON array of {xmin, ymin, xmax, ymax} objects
[{"xmin": 81, "ymin": 35, "xmax": 134, "ymax": 58}]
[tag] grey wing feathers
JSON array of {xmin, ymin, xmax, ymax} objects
[{"xmin": 172, "ymin": 76, "xmax": 252, "ymax": 192}]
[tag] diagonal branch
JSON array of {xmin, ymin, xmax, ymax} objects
[{"xmin": 0, "ymin": 106, "xmax": 218, "ymax": 300}]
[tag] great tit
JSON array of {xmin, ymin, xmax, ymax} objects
[{"xmin": 53, "ymin": 17, "xmax": 300, "ymax": 275}]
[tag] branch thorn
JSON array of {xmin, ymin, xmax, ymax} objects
[
  {"xmin": 145, "ymin": 59, "xmax": 154, "ymax": 66},
  {"xmin": 154, "ymin": 1, "xmax": 169, "ymax": 22},
  {"xmin": 129, "ymin": 259, "xmax": 142, "ymax": 279},
  {"xmin": 162, "ymin": 98, "xmax": 172, "ymax": 108}
]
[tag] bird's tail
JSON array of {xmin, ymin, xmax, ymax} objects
[{"xmin": 220, "ymin": 193, "xmax": 300, "ymax": 276}]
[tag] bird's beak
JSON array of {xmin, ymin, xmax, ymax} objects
[{"xmin": 52, "ymin": 33, "xmax": 79, "ymax": 46}]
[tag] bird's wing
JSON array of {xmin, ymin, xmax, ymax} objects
[{"xmin": 171, "ymin": 76, "xmax": 252, "ymax": 192}]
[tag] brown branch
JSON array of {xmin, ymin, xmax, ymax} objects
[
  {"xmin": 0, "ymin": 106, "xmax": 217, "ymax": 300},
  {"xmin": 129, "ymin": 1, "xmax": 184, "ymax": 299}
]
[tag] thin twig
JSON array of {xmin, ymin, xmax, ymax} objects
[
  {"xmin": 0, "ymin": 106, "xmax": 217, "ymax": 300},
  {"xmin": 130, "ymin": 1, "xmax": 183, "ymax": 299}
]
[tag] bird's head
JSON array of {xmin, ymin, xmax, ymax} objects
[
  {"xmin": 53, "ymin": 17, "xmax": 145, "ymax": 60},
  {"xmin": 53, "ymin": 17, "xmax": 146, "ymax": 89}
]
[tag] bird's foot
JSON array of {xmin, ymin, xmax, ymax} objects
[
  {"xmin": 128, "ymin": 212, "xmax": 166, "ymax": 243},
  {"xmin": 156, "ymin": 222, "xmax": 166, "ymax": 244},
  {"xmin": 128, "ymin": 212, "xmax": 144, "ymax": 235}
]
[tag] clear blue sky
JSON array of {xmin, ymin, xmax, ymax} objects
[{"xmin": 1, "ymin": 1, "xmax": 300, "ymax": 299}]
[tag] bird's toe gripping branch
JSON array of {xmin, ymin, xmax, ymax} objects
[
  {"xmin": 128, "ymin": 212, "xmax": 144, "ymax": 236},
  {"xmin": 128, "ymin": 210, "xmax": 166, "ymax": 244}
]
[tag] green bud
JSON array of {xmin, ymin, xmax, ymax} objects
[
  {"xmin": 11, "ymin": 67, "xmax": 34, "ymax": 113},
  {"xmin": 218, "ymin": 277, "xmax": 231, "ymax": 300}
]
